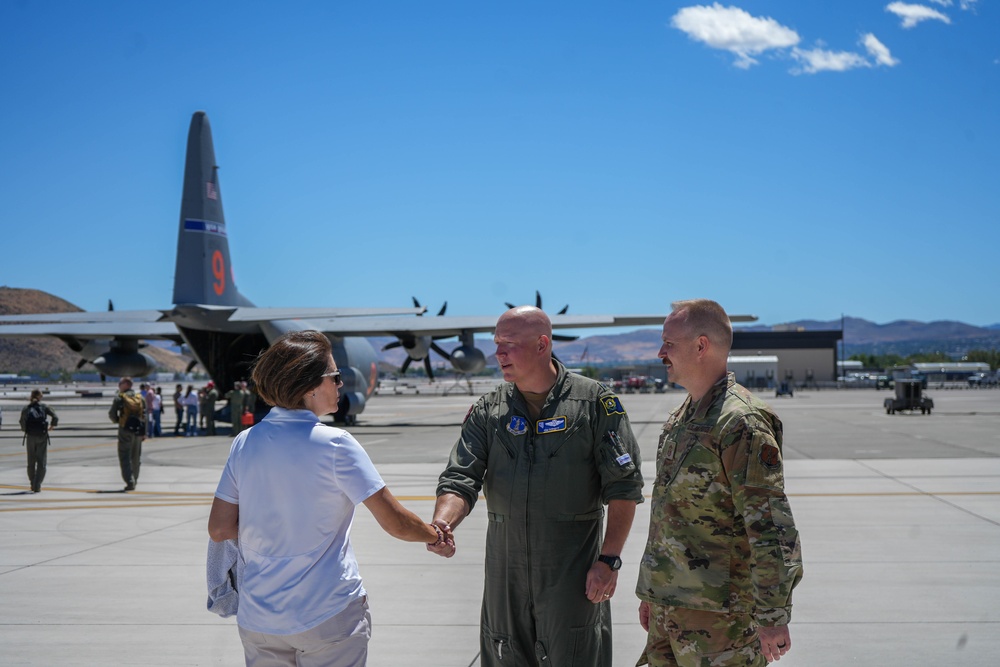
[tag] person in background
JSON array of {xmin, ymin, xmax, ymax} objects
[
  {"xmin": 20, "ymin": 389, "xmax": 58, "ymax": 493},
  {"xmin": 183, "ymin": 385, "xmax": 199, "ymax": 437},
  {"xmin": 205, "ymin": 381, "xmax": 219, "ymax": 436},
  {"xmin": 226, "ymin": 381, "xmax": 245, "ymax": 436},
  {"xmin": 173, "ymin": 383, "xmax": 184, "ymax": 436},
  {"xmin": 109, "ymin": 377, "xmax": 146, "ymax": 491}
]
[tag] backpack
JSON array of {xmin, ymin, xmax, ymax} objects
[
  {"xmin": 120, "ymin": 393, "xmax": 145, "ymax": 434},
  {"xmin": 25, "ymin": 403, "xmax": 48, "ymax": 435}
]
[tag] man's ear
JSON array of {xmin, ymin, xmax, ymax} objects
[
  {"xmin": 538, "ymin": 335, "xmax": 551, "ymax": 354},
  {"xmin": 696, "ymin": 335, "xmax": 710, "ymax": 359}
]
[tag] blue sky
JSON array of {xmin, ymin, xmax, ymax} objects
[{"xmin": 1, "ymin": 1, "xmax": 997, "ymax": 331}]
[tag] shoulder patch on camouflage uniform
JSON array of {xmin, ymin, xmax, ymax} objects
[
  {"xmin": 760, "ymin": 442, "xmax": 780, "ymax": 469},
  {"xmin": 602, "ymin": 395, "xmax": 626, "ymax": 416},
  {"xmin": 746, "ymin": 430, "xmax": 784, "ymax": 489}
]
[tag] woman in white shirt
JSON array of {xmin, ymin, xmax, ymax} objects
[{"xmin": 208, "ymin": 330, "xmax": 451, "ymax": 666}]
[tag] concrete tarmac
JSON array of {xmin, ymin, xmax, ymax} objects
[{"xmin": 1, "ymin": 383, "xmax": 998, "ymax": 666}]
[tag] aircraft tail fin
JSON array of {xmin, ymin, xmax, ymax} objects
[{"xmin": 172, "ymin": 111, "xmax": 253, "ymax": 307}]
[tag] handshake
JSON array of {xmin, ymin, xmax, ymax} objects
[{"xmin": 426, "ymin": 519, "xmax": 456, "ymax": 558}]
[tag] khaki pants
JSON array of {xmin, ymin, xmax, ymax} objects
[
  {"xmin": 117, "ymin": 429, "xmax": 142, "ymax": 487},
  {"xmin": 238, "ymin": 595, "xmax": 371, "ymax": 667}
]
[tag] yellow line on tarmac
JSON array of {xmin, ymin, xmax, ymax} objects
[
  {"xmin": 791, "ymin": 491, "xmax": 1000, "ymax": 497},
  {"xmin": 0, "ymin": 501, "xmax": 212, "ymax": 513},
  {"xmin": 0, "ymin": 440, "xmax": 118, "ymax": 459},
  {"xmin": 0, "ymin": 485, "xmax": 214, "ymax": 497}
]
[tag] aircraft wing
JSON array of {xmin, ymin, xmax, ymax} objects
[
  {"xmin": 224, "ymin": 306, "xmax": 425, "ymax": 322},
  {"xmin": 300, "ymin": 313, "xmax": 756, "ymax": 338},
  {"xmin": 0, "ymin": 310, "xmax": 166, "ymax": 324},
  {"xmin": 0, "ymin": 321, "xmax": 182, "ymax": 340},
  {"xmin": 0, "ymin": 306, "xmax": 426, "ymax": 325}
]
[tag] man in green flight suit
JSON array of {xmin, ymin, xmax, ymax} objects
[
  {"xmin": 636, "ymin": 299, "xmax": 803, "ymax": 666},
  {"xmin": 430, "ymin": 306, "xmax": 644, "ymax": 666}
]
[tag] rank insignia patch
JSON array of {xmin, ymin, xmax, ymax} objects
[
  {"xmin": 536, "ymin": 416, "xmax": 567, "ymax": 434},
  {"xmin": 507, "ymin": 416, "xmax": 528, "ymax": 435},
  {"xmin": 602, "ymin": 396, "xmax": 626, "ymax": 416}
]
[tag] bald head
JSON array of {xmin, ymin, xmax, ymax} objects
[{"xmin": 496, "ymin": 306, "xmax": 552, "ymax": 339}]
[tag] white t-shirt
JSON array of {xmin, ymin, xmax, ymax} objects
[{"xmin": 214, "ymin": 407, "xmax": 385, "ymax": 635}]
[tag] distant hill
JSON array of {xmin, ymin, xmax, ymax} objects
[
  {"xmin": 0, "ymin": 286, "xmax": 191, "ymax": 376},
  {"xmin": 747, "ymin": 316, "xmax": 1000, "ymax": 357}
]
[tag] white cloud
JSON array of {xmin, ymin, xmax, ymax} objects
[
  {"xmin": 791, "ymin": 47, "xmax": 872, "ymax": 74},
  {"xmin": 959, "ymin": 0, "xmax": 979, "ymax": 10},
  {"xmin": 886, "ymin": 2, "xmax": 952, "ymax": 29},
  {"xmin": 671, "ymin": 3, "xmax": 800, "ymax": 69},
  {"xmin": 925, "ymin": 0, "xmax": 952, "ymax": 6},
  {"xmin": 862, "ymin": 33, "xmax": 900, "ymax": 67}
]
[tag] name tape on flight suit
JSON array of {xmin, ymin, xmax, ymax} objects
[{"xmin": 535, "ymin": 417, "xmax": 567, "ymax": 434}]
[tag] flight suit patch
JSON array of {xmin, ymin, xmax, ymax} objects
[
  {"xmin": 602, "ymin": 395, "xmax": 626, "ymax": 416},
  {"xmin": 535, "ymin": 416, "xmax": 567, "ymax": 434},
  {"xmin": 506, "ymin": 415, "xmax": 527, "ymax": 435}
]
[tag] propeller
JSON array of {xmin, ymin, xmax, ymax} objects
[
  {"xmin": 504, "ymin": 291, "xmax": 575, "ymax": 341},
  {"xmin": 505, "ymin": 290, "xmax": 569, "ymax": 316},
  {"xmin": 381, "ymin": 297, "xmax": 452, "ymax": 381}
]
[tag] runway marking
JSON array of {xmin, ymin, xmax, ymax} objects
[
  {"xmin": 0, "ymin": 501, "xmax": 212, "ymax": 512},
  {"xmin": 0, "ymin": 440, "xmax": 118, "ymax": 459},
  {"xmin": 0, "ymin": 485, "xmax": 213, "ymax": 497}
]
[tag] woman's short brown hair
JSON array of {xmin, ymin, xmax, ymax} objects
[{"xmin": 251, "ymin": 330, "xmax": 332, "ymax": 409}]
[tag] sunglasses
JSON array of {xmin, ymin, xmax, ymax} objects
[{"xmin": 321, "ymin": 370, "xmax": 343, "ymax": 385}]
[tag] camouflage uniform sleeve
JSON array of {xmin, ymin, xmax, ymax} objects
[
  {"xmin": 722, "ymin": 416, "xmax": 803, "ymax": 626},
  {"xmin": 436, "ymin": 396, "xmax": 491, "ymax": 511},
  {"xmin": 593, "ymin": 391, "xmax": 644, "ymax": 504}
]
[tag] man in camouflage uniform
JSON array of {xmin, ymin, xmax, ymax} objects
[
  {"xmin": 109, "ymin": 377, "xmax": 146, "ymax": 491},
  {"xmin": 431, "ymin": 306, "xmax": 644, "ymax": 666},
  {"xmin": 225, "ymin": 381, "xmax": 245, "ymax": 436},
  {"xmin": 636, "ymin": 299, "xmax": 803, "ymax": 667}
]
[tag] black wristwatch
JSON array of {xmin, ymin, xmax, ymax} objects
[{"xmin": 597, "ymin": 554, "xmax": 622, "ymax": 571}]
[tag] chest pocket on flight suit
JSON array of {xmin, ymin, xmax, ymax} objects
[
  {"xmin": 483, "ymin": 411, "xmax": 521, "ymax": 520},
  {"xmin": 539, "ymin": 417, "xmax": 603, "ymax": 521}
]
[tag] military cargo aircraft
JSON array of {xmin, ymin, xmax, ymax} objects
[{"xmin": 0, "ymin": 112, "xmax": 756, "ymax": 423}]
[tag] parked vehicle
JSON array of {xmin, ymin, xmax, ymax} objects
[
  {"xmin": 968, "ymin": 372, "xmax": 997, "ymax": 388},
  {"xmin": 884, "ymin": 379, "xmax": 934, "ymax": 414}
]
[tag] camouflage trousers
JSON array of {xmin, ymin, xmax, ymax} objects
[{"xmin": 636, "ymin": 604, "xmax": 766, "ymax": 667}]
